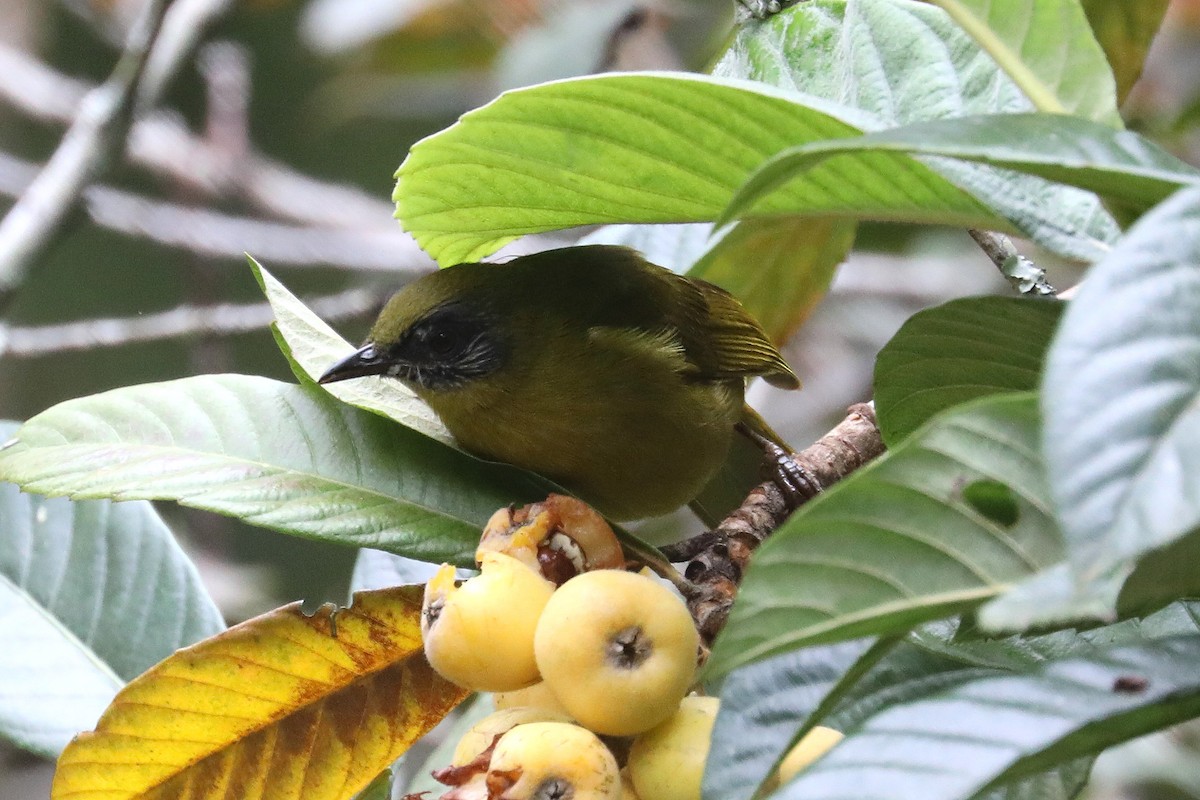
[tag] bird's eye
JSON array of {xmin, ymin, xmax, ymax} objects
[
  {"xmin": 412, "ymin": 320, "xmax": 468, "ymax": 360},
  {"xmin": 426, "ymin": 328, "xmax": 460, "ymax": 358}
]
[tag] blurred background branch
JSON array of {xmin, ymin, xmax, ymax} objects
[
  {"xmin": 0, "ymin": 0, "xmax": 171, "ymax": 306},
  {"xmin": 0, "ymin": 286, "xmax": 379, "ymax": 357}
]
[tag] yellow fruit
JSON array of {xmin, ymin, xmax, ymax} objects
[
  {"xmin": 422, "ymin": 552, "xmax": 554, "ymax": 691},
  {"xmin": 627, "ymin": 696, "xmax": 719, "ymax": 800},
  {"xmin": 452, "ymin": 707, "xmax": 573, "ymax": 767},
  {"xmin": 487, "ymin": 721, "xmax": 621, "ymax": 800},
  {"xmin": 776, "ymin": 726, "xmax": 844, "ymax": 784},
  {"xmin": 493, "ymin": 681, "xmax": 570, "ymax": 715},
  {"xmin": 619, "ymin": 769, "xmax": 641, "ymax": 799},
  {"xmin": 534, "ymin": 569, "xmax": 699, "ymax": 736},
  {"xmin": 478, "ymin": 494, "xmax": 624, "ymax": 584},
  {"xmin": 439, "ymin": 775, "xmax": 489, "ymax": 800}
]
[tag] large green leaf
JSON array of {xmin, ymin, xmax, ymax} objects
[
  {"xmin": 0, "ymin": 422, "xmax": 224, "ymax": 757},
  {"xmin": 983, "ymin": 185, "xmax": 1200, "ymax": 629},
  {"xmin": 708, "ymin": 604, "xmax": 1200, "ymax": 800},
  {"xmin": 0, "ymin": 377, "xmax": 553, "ymax": 566},
  {"xmin": 924, "ymin": 0, "xmax": 1119, "ymax": 123},
  {"xmin": 250, "ymin": 257, "xmax": 456, "ymax": 448},
  {"xmin": 705, "ymin": 638, "xmax": 882, "ymax": 800},
  {"xmin": 874, "ymin": 296, "xmax": 1063, "ymax": 447},
  {"xmin": 774, "ymin": 634, "xmax": 1200, "ymax": 800},
  {"xmin": 716, "ymin": 0, "xmax": 1118, "ymax": 261},
  {"xmin": 689, "ymin": 218, "xmax": 854, "ymax": 344},
  {"xmin": 578, "ymin": 223, "xmax": 717, "ymax": 275},
  {"xmin": 394, "ymin": 71, "xmax": 1006, "ymax": 266},
  {"xmin": 724, "ymin": 114, "xmax": 1200, "ymax": 225},
  {"xmin": 705, "ymin": 393, "xmax": 1062, "ymax": 678},
  {"xmin": 1080, "ymin": 0, "xmax": 1169, "ymax": 104}
]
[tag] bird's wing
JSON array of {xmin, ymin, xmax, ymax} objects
[{"xmin": 671, "ymin": 276, "xmax": 801, "ymax": 390}]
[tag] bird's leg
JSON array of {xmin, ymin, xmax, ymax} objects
[{"xmin": 735, "ymin": 422, "xmax": 821, "ymax": 510}]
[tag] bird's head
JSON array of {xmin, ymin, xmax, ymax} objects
[{"xmin": 318, "ymin": 264, "xmax": 508, "ymax": 393}]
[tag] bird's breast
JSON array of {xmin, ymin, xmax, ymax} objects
[{"xmin": 417, "ymin": 329, "xmax": 743, "ymax": 519}]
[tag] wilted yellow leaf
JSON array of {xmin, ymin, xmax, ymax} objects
[{"xmin": 53, "ymin": 585, "xmax": 468, "ymax": 800}]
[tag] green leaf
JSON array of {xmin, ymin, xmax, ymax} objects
[
  {"xmin": 249, "ymin": 256, "xmax": 456, "ymax": 448},
  {"xmin": 578, "ymin": 223, "xmax": 717, "ymax": 275},
  {"xmin": 403, "ymin": 693, "xmax": 495, "ymax": 797},
  {"xmin": 1080, "ymin": 0, "xmax": 1169, "ymax": 104},
  {"xmin": 874, "ymin": 295, "xmax": 1063, "ymax": 446},
  {"xmin": 708, "ymin": 604, "xmax": 1200, "ymax": 800},
  {"xmin": 772, "ymin": 634, "xmax": 1200, "ymax": 800},
  {"xmin": 715, "ymin": 0, "xmax": 1118, "ymax": 261},
  {"xmin": 689, "ymin": 218, "xmax": 854, "ymax": 344},
  {"xmin": 983, "ymin": 185, "xmax": 1200, "ymax": 629},
  {"xmin": 394, "ymin": 72, "xmax": 1007, "ymax": 265},
  {"xmin": 705, "ymin": 393, "xmax": 1062, "ymax": 678},
  {"xmin": 0, "ymin": 377, "xmax": 554, "ymax": 566},
  {"xmin": 0, "ymin": 422, "xmax": 225, "ymax": 757},
  {"xmin": 925, "ymin": 0, "xmax": 1119, "ymax": 123},
  {"xmin": 964, "ymin": 480, "xmax": 1021, "ymax": 528},
  {"xmin": 725, "ymin": 114, "xmax": 1200, "ymax": 226},
  {"xmin": 352, "ymin": 768, "xmax": 395, "ymax": 800},
  {"xmin": 979, "ymin": 760, "xmax": 1093, "ymax": 800},
  {"xmin": 705, "ymin": 638, "xmax": 885, "ymax": 800}
]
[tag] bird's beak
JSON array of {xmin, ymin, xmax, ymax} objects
[{"xmin": 318, "ymin": 344, "xmax": 389, "ymax": 384}]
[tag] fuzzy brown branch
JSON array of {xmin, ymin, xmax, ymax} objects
[{"xmin": 667, "ymin": 402, "xmax": 885, "ymax": 646}]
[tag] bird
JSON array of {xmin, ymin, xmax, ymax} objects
[{"xmin": 319, "ymin": 245, "xmax": 799, "ymax": 521}]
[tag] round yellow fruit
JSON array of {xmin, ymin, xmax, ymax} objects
[
  {"xmin": 452, "ymin": 707, "xmax": 573, "ymax": 767},
  {"xmin": 627, "ymin": 695, "xmax": 719, "ymax": 800},
  {"xmin": 493, "ymin": 681, "xmax": 570, "ymax": 715},
  {"xmin": 776, "ymin": 726, "xmax": 844, "ymax": 784},
  {"xmin": 422, "ymin": 552, "xmax": 554, "ymax": 692},
  {"xmin": 487, "ymin": 721, "xmax": 620, "ymax": 800},
  {"xmin": 533, "ymin": 569, "xmax": 699, "ymax": 736}
]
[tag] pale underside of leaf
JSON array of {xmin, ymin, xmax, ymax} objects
[
  {"xmin": 0, "ymin": 375, "xmax": 550, "ymax": 565},
  {"xmin": 706, "ymin": 394, "xmax": 1062, "ymax": 678}
]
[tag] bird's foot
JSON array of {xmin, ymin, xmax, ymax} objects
[
  {"xmin": 757, "ymin": 437, "xmax": 821, "ymax": 510},
  {"xmin": 735, "ymin": 422, "xmax": 821, "ymax": 511}
]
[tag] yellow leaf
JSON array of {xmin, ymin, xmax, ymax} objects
[{"xmin": 52, "ymin": 585, "xmax": 467, "ymax": 800}]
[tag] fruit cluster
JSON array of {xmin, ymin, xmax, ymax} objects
[{"xmin": 418, "ymin": 495, "xmax": 840, "ymax": 800}]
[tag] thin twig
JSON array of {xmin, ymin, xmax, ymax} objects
[
  {"xmin": 139, "ymin": 0, "xmax": 236, "ymax": 109},
  {"xmin": 967, "ymin": 229, "xmax": 1057, "ymax": 296},
  {"xmin": 0, "ymin": 43, "xmax": 397, "ymax": 230},
  {"xmin": 665, "ymin": 403, "xmax": 886, "ymax": 645},
  {"xmin": 0, "ymin": 288, "xmax": 379, "ymax": 358},
  {"xmin": 0, "ymin": 0, "xmax": 172, "ymax": 304},
  {"xmin": 0, "ymin": 150, "xmax": 427, "ymax": 271}
]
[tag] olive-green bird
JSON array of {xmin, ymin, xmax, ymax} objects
[{"xmin": 319, "ymin": 245, "xmax": 799, "ymax": 520}]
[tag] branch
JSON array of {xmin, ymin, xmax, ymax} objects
[
  {"xmin": 0, "ymin": 43, "xmax": 397, "ymax": 230},
  {"xmin": 0, "ymin": 0, "xmax": 173, "ymax": 303},
  {"xmin": 0, "ymin": 150, "xmax": 427, "ymax": 271},
  {"xmin": 0, "ymin": 288, "xmax": 378, "ymax": 358},
  {"xmin": 967, "ymin": 229, "xmax": 1057, "ymax": 296},
  {"xmin": 665, "ymin": 403, "xmax": 885, "ymax": 646},
  {"xmin": 138, "ymin": 0, "xmax": 235, "ymax": 108}
]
